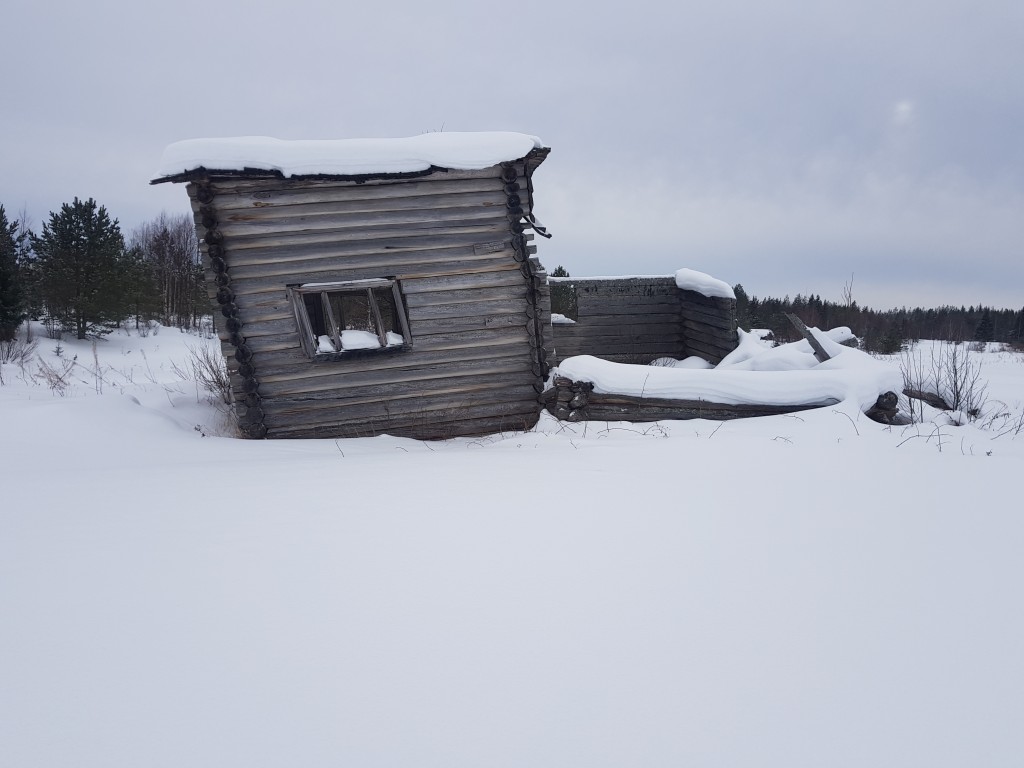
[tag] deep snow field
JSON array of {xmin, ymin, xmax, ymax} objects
[{"xmin": 2, "ymin": 324, "xmax": 1023, "ymax": 767}]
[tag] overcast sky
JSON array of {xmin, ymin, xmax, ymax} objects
[{"xmin": 4, "ymin": 0, "xmax": 1022, "ymax": 310}]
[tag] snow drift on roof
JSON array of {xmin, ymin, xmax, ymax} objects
[
  {"xmin": 156, "ymin": 132, "xmax": 544, "ymax": 179},
  {"xmin": 674, "ymin": 268, "xmax": 736, "ymax": 299}
]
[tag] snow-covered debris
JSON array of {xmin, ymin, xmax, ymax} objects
[
  {"xmin": 674, "ymin": 268, "xmax": 736, "ymax": 299},
  {"xmin": 552, "ymin": 331, "xmax": 902, "ymax": 412},
  {"xmin": 156, "ymin": 132, "xmax": 544, "ymax": 179}
]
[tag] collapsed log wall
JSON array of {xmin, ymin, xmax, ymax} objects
[{"xmin": 549, "ymin": 277, "xmax": 738, "ymax": 365}]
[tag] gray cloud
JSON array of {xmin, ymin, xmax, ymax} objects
[{"xmin": 4, "ymin": 0, "xmax": 1021, "ymax": 309}]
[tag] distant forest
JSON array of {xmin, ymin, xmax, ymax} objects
[{"xmin": 734, "ymin": 285, "xmax": 1024, "ymax": 353}]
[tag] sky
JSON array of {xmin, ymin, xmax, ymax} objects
[{"xmin": 3, "ymin": 0, "xmax": 1022, "ymax": 311}]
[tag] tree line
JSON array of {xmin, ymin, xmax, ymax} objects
[
  {"xmin": 0, "ymin": 199, "xmax": 205, "ymax": 341},
  {"xmin": 734, "ymin": 285, "xmax": 1024, "ymax": 353}
]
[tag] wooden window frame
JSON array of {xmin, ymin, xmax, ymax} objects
[{"xmin": 288, "ymin": 278, "xmax": 413, "ymax": 361}]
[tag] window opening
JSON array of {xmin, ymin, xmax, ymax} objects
[{"xmin": 290, "ymin": 279, "xmax": 412, "ymax": 358}]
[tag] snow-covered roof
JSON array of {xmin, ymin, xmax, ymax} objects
[{"xmin": 154, "ymin": 132, "xmax": 545, "ymax": 181}]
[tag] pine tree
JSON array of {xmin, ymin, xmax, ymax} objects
[
  {"xmin": 31, "ymin": 198, "xmax": 131, "ymax": 339},
  {"xmin": 974, "ymin": 309, "xmax": 994, "ymax": 342},
  {"xmin": 0, "ymin": 205, "xmax": 27, "ymax": 340}
]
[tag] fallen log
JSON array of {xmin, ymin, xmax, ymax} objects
[{"xmin": 903, "ymin": 388, "xmax": 951, "ymax": 411}]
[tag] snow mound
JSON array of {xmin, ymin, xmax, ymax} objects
[{"xmin": 674, "ymin": 268, "xmax": 735, "ymax": 299}]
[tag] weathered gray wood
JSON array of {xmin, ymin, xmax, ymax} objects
[
  {"xmin": 409, "ymin": 313, "xmax": 531, "ymax": 335},
  {"xmin": 679, "ymin": 305, "xmax": 737, "ymax": 331},
  {"xmin": 221, "ymin": 259, "xmax": 519, "ymax": 298},
  {"xmin": 267, "ymin": 409, "xmax": 540, "ymax": 440},
  {"xmin": 682, "ymin": 321, "xmax": 738, "ymax": 344},
  {"xmin": 206, "ymin": 178, "xmax": 507, "ymax": 211},
  {"xmin": 401, "ymin": 269, "xmax": 526, "ymax": 295},
  {"xmin": 252, "ymin": 341, "xmax": 532, "ymax": 381},
  {"xmin": 404, "ymin": 284, "xmax": 527, "ymax": 308},
  {"xmin": 263, "ymin": 390, "xmax": 541, "ymax": 428},
  {"xmin": 191, "ymin": 169, "xmax": 519, "ymax": 200},
  {"xmin": 224, "ymin": 244, "xmax": 514, "ymax": 280},
  {"xmin": 683, "ymin": 337, "xmax": 732, "ymax": 363},
  {"xmin": 215, "ymin": 208, "xmax": 510, "ymax": 241},
  {"xmin": 408, "ymin": 298, "xmax": 528, "ymax": 321},
  {"xmin": 558, "ymin": 313, "xmax": 683, "ymax": 328},
  {"xmin": 256, "ymin": 356, "xmax": 535, "ymax": 396},
  {"xmin": 222, "ymin": 222, "xmax": 511, "ymax": 254},
  {"xmin": 903, "ymin": 388, "xmax": 952, "ymax": 410}
]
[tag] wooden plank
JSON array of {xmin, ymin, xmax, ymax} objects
[
  {"xmin": 209, "ymin": 178, "xmax": 506, "ymax": 211},
  {"xmin": 401, "ymin": 268, "xmax": 525, "ymax": 295},
  {"xmin": 263, "ymin": 390, "xmax": 540, "ymax": 428},
  {"xmin": 252, "ymin": 341, "xmax": 531, "ymax": 380},
  {"xmin": 215, "ymin": 208, "xmax": 509, "ymax": 241},
  {"xmin": 222, "ymin": 220, "xmax": 511, "ymax": 253},
  {"xmin": 561, "ymin": 314, "xmax": 683, "ymax": 328},
  {"xmin": 225, "ymin": 259, "xmax": 519, "ymax": 298},
  {"xmin": 404, "ymin": 284, "xmax": 526, "ymax": 308},
  {"xmin": 244, "ymin": 325, "xmax": 528, "ymax": 357},
  {"xmin": 408, "ymin": 298, "xmax": 527, "ymax": 321},
  {"xmin": 259, "ymin": 373, "xmax": 540, "ymax": 417},
  {"xmin": 680, "ymin": 304, "xmax": 736, "ymax": 331},
  {"xmin": 255, "ymin": 356, "xmax": 535, "ymax": 396},
  {"xmin": 195, "ymin": 169, "xmax": 516, "ymax": 199},
  {"xmin": 682, "ymin": 321, "xmax": 738, "ymax": 344},
  {"xmin": 267, "ymin": 408, "xmax": 541, "ymax": 440},
  {"xmin": 409, "ymin": 313, "xmax": 530, "ymax": 335},
  {"xmin": 575, "ymin": 302, "xmax": 681, "ymax": 317},
  {"xmin": 225, "ymin": 244, "xmax": 514, "ymax": 280}
]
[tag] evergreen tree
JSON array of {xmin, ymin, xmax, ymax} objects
[
  {"xmin": 974, "ymin": 309, "xmax": 994, "ymax": 342},
  {"xmin": 0, "ymin": 205, "xmax": 27, "ymax": 340},
  {"xmin": 31, "ymin": 198, "xmax": 131, "ymax": 339}
]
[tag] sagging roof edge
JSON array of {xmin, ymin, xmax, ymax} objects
[{"xmin": 151, "ymin": 147, "xmax": 551, "ymax": 186}]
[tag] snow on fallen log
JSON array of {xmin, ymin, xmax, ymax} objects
[{"xmin": 544, "ymin": 328, "xmax": 902, "ymax": 423}]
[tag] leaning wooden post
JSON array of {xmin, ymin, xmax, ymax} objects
[{"xmin": 785, "ymin": 313, "xmax": 831, "ymax": 363}]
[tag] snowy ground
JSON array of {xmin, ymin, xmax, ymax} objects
[{"xmin": 2, "ymin": 325, "xmax": 1023, "ymax": 768}]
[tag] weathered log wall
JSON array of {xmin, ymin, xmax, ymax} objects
[
  {"xmin": 188, "ymin": 158, "xmax": 551, "ymax": 439},
  {"xmin": 548, "ymin": 277, "xmax": 738, "ymax": 365}
]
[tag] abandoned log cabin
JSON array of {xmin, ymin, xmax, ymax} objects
[{"xmin": 154, "ymin": 133, "xmax": 553, "ymax": 439}]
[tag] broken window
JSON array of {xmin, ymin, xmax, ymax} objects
[{"xmin": 289, "ymin": 279, "xmax": 412, "ymax": 359}]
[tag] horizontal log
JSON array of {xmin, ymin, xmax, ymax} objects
[
  {"xmin": 267, "ymin": 408, "xmax": 541, "ymax": 440},
  {"xmin": 683, "ymin": 338, "xmax": 733, "ymax": 363},
  {"xmin": 409, "ymin": 312, "xmax": 531, "ymax": 335},
  {"xmin": 678, "ymin": 289, "xmax": 736, "ymax": 311},
  {"xmin": 260, "ymin": 369, "xmax": 539, "ymax": 407},
  {"xmin": 215, "ymin": 208, "xmax": 510, "ymax": 243},
  {"xmin": 224, "ymin": 244, "xmax": 515, "ymax": 282},
  {"xmin": 263, "ymin": 390, "xmax": 541, "ymax": 430},
  {"xmin": 222, "ymin": 221, "xmax": 511, "ymax": 255},
  {"xmin": 217, "ymin": 258, "xmax": 520, "ymax": 298},
  {"xmin": 682, "ymin": 321, "xmax": 739, "ymax": 345},
  {"xmin": 563, "ymin": 313, "xmax": 683, "ymax": 328},
  {"xmin": 255, "ymin": 356, "xmax": 536, "ymax": 396},
  {"xmin": 252, "ymin": 340, "xmax": 532, "ymax": 381},
  {"xmin": 409, "ymin": 298, "xmax": 528, "ymax": 321},
  {"xmin": 404, "ymin": 284, "xmax": 527, "ymax": 309},
  {"xmin": 402, "ymin": 268, "xmax": 526, "ymax": 295},
  {"xmin": 244, "ymin": 324, "xmax": 529, "ymax": 357},
  {"xmin": 551, "ymin": 328, "xmax": 684, "ymax": 344},
  {"xmin": 680, "ymin": 305, "xmax": 737, "ymax": 332},
  {"xmin": 193, "ymin": 169, "xmax": 520, "ymax": 200},
  {"xmin": 207, "ymin": 179, "xmax": 508, "ymax": 214},
  {"xmin": 573, "ymin": 301, "xmax": 682, "ymax": 317}
]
